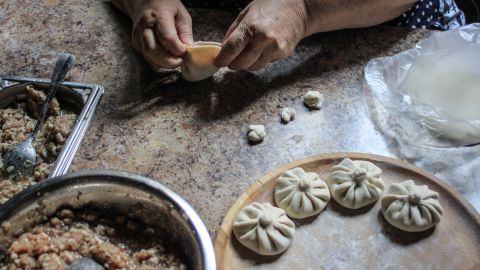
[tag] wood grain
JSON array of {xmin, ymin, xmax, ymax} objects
[{"xmin": 215, "ymin": 153, "xmax": 480, "ymax": 270}]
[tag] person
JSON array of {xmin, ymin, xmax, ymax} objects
[{"xmin": 111, "ymin": 0, "xmax": 465, "ymax": 71}]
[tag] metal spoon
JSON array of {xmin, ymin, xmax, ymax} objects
[{"xmin": 2, "ymin": 53, "xmax": 75, "ymax": 179}]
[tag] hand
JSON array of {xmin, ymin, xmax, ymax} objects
[
  {"xmin": 128, "ymin": 0, "xmax": 193, "ymax": 69},
  {"xmin": 214, "ymin": 0, "xmax": 309, "ymax": 71}
]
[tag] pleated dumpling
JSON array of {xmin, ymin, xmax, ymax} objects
[
  {"xmin": 274, "ymin": 167, "xmax": 330, "ymax": 219},
  {"xmin": 181, "ymin": 41, "xmax": 221, "ymax": 82},
  {"xmin": 232, "ymin": 202, "xmax": 295, "ymax": 256},
  {"xmin": 381, "ymin": 180, "xmax": 443, "ymax": 232},
  {"xmin": 327, "ymin": 158, "xmax": 385, "ymax": 209}
]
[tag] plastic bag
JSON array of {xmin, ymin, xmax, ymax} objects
[
  {"xmin": 364, "ymin": 24, "xmax": 480, "ymax": 211},
  {"xmin": 365, "ymin": 23, "xmax": 480, "ymax": 147}
]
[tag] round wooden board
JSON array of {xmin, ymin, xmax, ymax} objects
[{"xmin": 215, "ymin": 153, "xmax": 480, "ymax": 270}]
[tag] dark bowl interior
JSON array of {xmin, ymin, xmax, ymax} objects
[{"xmin": 0, "ymin": 170, "xmax": 215, "ymax": 269}]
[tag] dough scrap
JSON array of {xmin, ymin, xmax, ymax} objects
[
  {"xmin": 248, "ymin": 125, "xmax": 266, "ymax": 142},
  {"xmin": 303, "ymin": 90, "xmax": 324, "ymax": 109},
  {"xmin": 233, "ymin": 202, "xmax": 295, "ymax": 256},
  {"xmin": 381, "ymin": 179, "xmax": 443, "ymax": 232},
  {"xmin": 327, "ymin": 158, "xmax": 385, "ymax": 209},
  {"xmin": 181, "ymin": 41, "xmax": 221, "ymax": 82},
  {"xmin": 275, "ymin": 167, "xmax": 330, "ymax": 219},
  {"xmin": 280, "ymin": 108, "xmax": 296, "ymax": 123}
]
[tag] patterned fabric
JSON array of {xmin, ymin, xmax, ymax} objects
[
  {"xmin": 390, "ymin": 0, "xmax": 466, "ymax": 30},
  {"xmin": 181, "ymin": 0, "xmax": 466, "ymax": 30}
]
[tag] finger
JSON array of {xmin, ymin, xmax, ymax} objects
[
  {"xmin": 154, "ymin": 14, "xmax": 186, "ymax": 56},
  {"xmin": 228, "ymin": 36, "xmax": 270, "ymax": 70},
  {"xmin": 214, "ymin": 24, "xmax": 251, "ymax": 67},
  {"xmin": 223, "ymin": 7, "xmax": 249, "ymax": 41},
  {"xmin": 142, "ymin": 27, "xmax": 157, "ymax": 51},
  {"xmin": 176, "ymin": 4, "xmax": 194, "ymax": 45},
  {"xmin": 142, "ymin": 28, "xmax": 183, "ymax": 69},
  {"xmin": 247, "ymin": 52, "xmax": 270, "ymax": 71},
  {"xmin": 247, "ymin": 46, "xmax": 284, "ymax": 71}
]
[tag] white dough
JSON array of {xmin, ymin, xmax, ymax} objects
[
  {"xmin": 327, "ymin": 158, "xmax": 385, "ymax": 209},
  {"xmin": 275, "ymin": 167, "xmax": 330, "ymax": 219},
  {"xmin": 280, "ymin": 108, "xmax": 296, "ymax": 123},
  {"xmin": 181, "ymin": 41, "xmax": 221, "ymax": 82},
  {"xmin": 233, "ymin": 202, "xmax": 295, "ymax": 256},
  {"xmin": 247, "ymin": 125, "xmax": 266, "ymax": 142},
  {"xmin": 303, "ymin": 90, "xmax": 324, "ymax": 109},
  {"xmin": 400, "ymin": 46, "xmax": 480, "ymax": 144},
  {"xmin": 381, "ymin": 179, "xmax": 443, "ymax": 232}
]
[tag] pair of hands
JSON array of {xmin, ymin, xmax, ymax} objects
[{"xmin": 130, "ymin": 0, "xmax": 309, "ymax": 71}]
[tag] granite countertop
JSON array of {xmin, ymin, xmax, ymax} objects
[{"xmin": 0, "ymin": 1, "xmax": 442, "ymax": 235}]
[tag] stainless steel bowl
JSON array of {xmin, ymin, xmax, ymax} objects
[{"xmin": 0, "ymin": 170, "xmax": 216, "ymax": 270}]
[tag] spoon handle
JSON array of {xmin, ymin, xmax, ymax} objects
[{"xmin": 28, "ymin": 53, "xmax": 76, "ymax": 142}]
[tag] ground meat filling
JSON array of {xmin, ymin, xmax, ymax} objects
[
  {"xmin": 0, "ymin": 208, "xmax": 188, "ymax": 270},
  {"xmin": 0, "ymin": 85, "xmax": 77, "ymax": 203}
]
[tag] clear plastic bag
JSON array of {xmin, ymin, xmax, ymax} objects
[
  {"xmin": 365, "ymin": 23, "xmax": 480, "ymax": 147},
  {"xmin": 364, "ymin": 24, "xmax": 480, "ymax": 211}
]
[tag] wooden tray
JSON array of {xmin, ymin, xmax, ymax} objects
[{"xmin": 215, "ymin": 153, "xmax": 480, "ymax": 269}]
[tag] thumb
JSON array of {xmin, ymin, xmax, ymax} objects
[{"xmin": 176, "ymin": 5, "xmax": 194, "ymax": 46}]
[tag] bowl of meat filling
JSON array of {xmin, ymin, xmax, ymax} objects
[
  {"xmin": 0, "ymin": 83, "xmax": 82, "ymax": 203},
  {"xmin": 0, "ymin": 170, "xmax": 215, "ymax": 269}
]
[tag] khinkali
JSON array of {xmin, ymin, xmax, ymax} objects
[
  {"xmin": 381, "ymin": 180, "xmax": 443, "ymax": 232},
  {"xmin": 233, "ymin": 202, "xmax": 295, "ymax": 256},
  {"xmin": 303, "ymin": 90, "xmax": 324, "ymax": 109},
  {"xmin": 327, "ymin": 158, "xmax": 385, "ymax": 209},
  {"xmin": 275, "ymin": 167, "xmax": 330, "ymax": 218},
  {"xmin": 280, "ymin": 108, "xmax": 296, "ymax": 123},
  {"xmin": 247, "ymin": 125, "xmax": 266, "ymax": 142},
  {"xmin": 181, "ymin": 41, "xmax": 221, "ymax": 82}
]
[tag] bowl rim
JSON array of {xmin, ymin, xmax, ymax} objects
[{"xmin": 0, "ymin": 169, "xmax": 216, "ymax": 270}]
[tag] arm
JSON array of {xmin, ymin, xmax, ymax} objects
[
  {"xmin": 215, "ymin": 0, "xmax": 416, "ymax": 70},
  {"xmin": 304, "ymin": 0, "xmax": 416, "ymax": 35}
]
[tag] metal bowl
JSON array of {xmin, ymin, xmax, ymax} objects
[{"xmin": 0, "ymin": 170, "xmax": 216, "ymax": 269}]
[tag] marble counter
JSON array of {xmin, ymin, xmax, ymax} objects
[{"xmin": 0, "ymin": 1, "xmax": 439, "ymax": 235}]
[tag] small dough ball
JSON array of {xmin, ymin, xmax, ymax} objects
[
  {"xmin": 233, "ymin": 202, "xmax": 295, "ymax": 256},
  {"xmin": 275, "ymin": 167, "xmax": 330, "ymax": 219},
  {"xmin": 327, "ymin": 158, "xmax": 385, "ymax": 209},
  {"xmin": 181, "ymin": 41, "xmax": 221, "ymax": 82},
  {"xmin": 280, "ymin": 108, "xmax": 296, "ymax": 123},
  {"xmin": 248, "ymin": 125, "xmax": 266, "ymax": 142},
  {"xmin": 381, "ymin": 180, "xmax": 443, "ymax": 232},
  {"xmin": 303, "ymin": 90, "xmax": 324, "ymax": 109}
]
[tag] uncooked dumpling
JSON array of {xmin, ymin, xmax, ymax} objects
[
  {"xmin": 381, "ymin": 179, "xmax": 443, "ymax": 232},
  {"xmin": 232, "ymin": 202, "xmax": 295, "ymax": 256},
  {"xmin": 303, "ymin": 90, "xmax": 324, "ymax": 109},
  {"xmin": 181, "ymin": 41, "xmax": 221, "ymax": 82},
  {"xmin": 280, "ymin": 108, "xmax": 296, "ymax": 123},
  {"xmin": 275, "ymin": 167, "xmax": 330, "ymax": 219},
  {"xmin": 247, "ymin": 125, "xmax": 266, "ymax": 142},
  {"xmin": 327, "ymin": 158, "xmax": 384, "ymax": 209}
]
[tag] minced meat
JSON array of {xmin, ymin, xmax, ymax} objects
[
  {"xmin": 0, "ymin": 208, "xmax": 188, "ymax": 270},
  {"xmin": 0, "ymin": 85, "xmax": 77, "ymax": 203}
]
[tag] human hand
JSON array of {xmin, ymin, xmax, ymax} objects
[
  {"xmin": 128, "ymin": 0, "xmax": 193, "ymax": 69},
  {"xmin": 214, "ymin": 0, "xmax": 309, "ymax": 71}
]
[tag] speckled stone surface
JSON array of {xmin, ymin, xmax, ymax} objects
[{"xmin": 0, "ymin": 1, "xmax": 439, "ymax": 236}]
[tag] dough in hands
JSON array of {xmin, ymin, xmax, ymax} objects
[
  {"xmin": 327, "ymin": 158, "xmax": 385, "ymax": 209},
  {"xmin": 280, "ymin": 108, "xmax": 296, "ymax": 123},
  {"xmin": 233, "ymin": 202, "xmax": 295, "ymax": 256},
  {"xmin": 181, "ymin": 41, "xmax": 221, "ymax": 82},
  {"xmin": 381, "ymin": 179, "xmax": 443, "ymax": 232},
  {"xmin": 275, "ymin": 167, "xmax": 330, "ymax": 218},
  {"xmin": 247, "ymin": 125, "xmax": 266, "ymax": 142},
  {"xmin": 303, "ymin": 90, "xmax": 324, "ymax": 109}
]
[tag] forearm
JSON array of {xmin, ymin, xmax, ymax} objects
[{"xmin": 304, "ymin": 0, "xmax": 416, "ymax": 35}]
